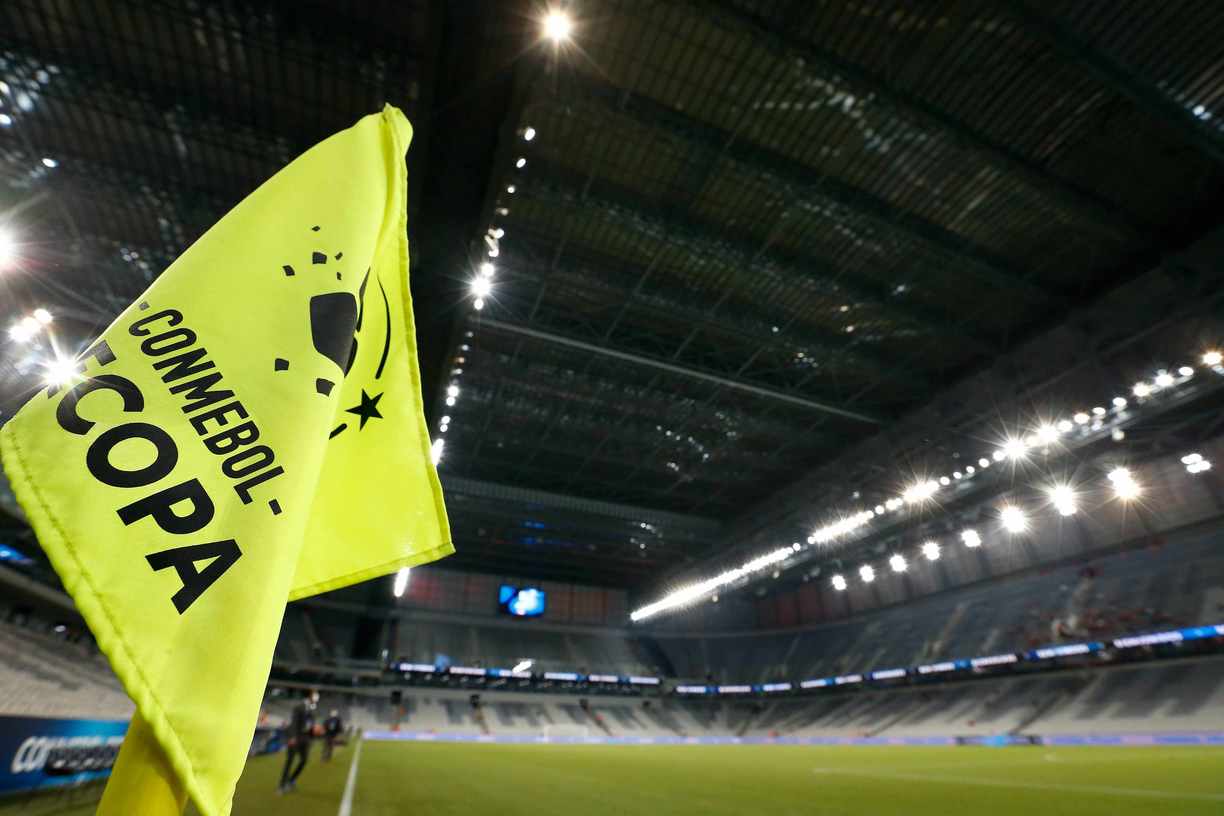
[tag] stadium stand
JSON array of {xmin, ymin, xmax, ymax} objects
[
  {"xmin": 260, "ymin": 525, "xmax": 1224, "ymax": 690},
  {"xmin": 0, "ymin": 618, "xmax": 132, "ymax": 720},
  {"xmin": 259, "ymin": 652, "xmax": 1224, "ymax": 741},
  {"xmin": 649, "ymin": 527, "xmax": 1224, "ymax": 684}
]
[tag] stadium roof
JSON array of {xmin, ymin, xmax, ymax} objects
[{"xmin": 3, "ymin": 1, "xmax": 1224, "ymax": 595}]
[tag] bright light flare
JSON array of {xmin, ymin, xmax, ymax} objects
[
  {"xmin": 831, "ymin": 574, "xmax": 847, "ymax": 591},
  {"xmin": 1000, "ymin": 505, "xmax": 1028, "ymax": 533},
  {"xmin": 392, "ymin": 567, "xmax": 411, "ymax": 598},
  {"xmin": 430, "ymin": 438, "xmax": 445, "ymax": 465},
  {"xmin": 921, "ymin": 541, "xmax": 940, "ymax": 561},
  {"xmin": 42, "ymin": 355, "xmax": 79, "ymax": 388},
  {"xmin": 1132, "ymin": 382, "xmax": 1151, "ymax": 397},
  {"xmin": 1204, "ymin": 350, "xmax": 1222, "ymax": 366},
  {"xmin": 511, "ymin": 659, "xmax": 533, "ymax": 673},
  {"xmin": 471, "ymin": 277, "xmax": 492, "ymax": 298},
  {"xmin": 630, "ymin": 545, "xmax": 795, "ymax": 621},
  {"xmin": 1000, "ymin": 437, "xmax": 1028, "ymax": 461},
  {"xmin": 1047, "ymin": 484, "xmax": 1078, "ymax": 516},
  {"xmin": 903, "ymin": 480, "xmax": 939, "ymax": 504},
  {"xmin": 0, "ymin": 228, "xmax": 17, "ymax": 269},
  {"xmin": 889, "ymin": 554, "xmax": 907, "ymax": 573},
  {"xmin": 1108, "ymin": 467, "xmax": 1140, "ymax": 500},
  {"xmin": 1035, "ymin": 423, "xmax": 1060, "ymax": 445},
  {"xmin": 33, "ymin": 308, "xmax": 52, "ymax": 324},
  {"xmin": 542, "ymin": 9, "xmax": 574, "ymax": 42},
  {"xmin": 859, "ymin": 565, "xmax": 875, "ymax": 583},
  {"xmin": 961, "ymin": 529, "xmax": 982, "ymax": 548}
]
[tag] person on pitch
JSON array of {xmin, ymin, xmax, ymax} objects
[
  {"xmin": 277, "ymin": 689, "xmax": 319, "ymax": 794},
  {"xmin": 322, "ymin": 709, "xmax": 343, "ymax": 761}
]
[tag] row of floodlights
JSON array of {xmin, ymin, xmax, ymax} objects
[{"xmin": 631, "ymin": 347, "xmax": 1222, "ymax": 621}]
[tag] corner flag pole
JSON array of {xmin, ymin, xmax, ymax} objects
[{"xmin": 98, "ymin": 711, "xmax": 188, "ymax": 816}]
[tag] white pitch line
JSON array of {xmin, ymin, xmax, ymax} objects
[
  {"xmin": 337, "ymin": 737, "xmax": 363, "ymax": 816},
  {"xmin": 810, "ymin": 767, "xmax": 1224, "ymax": 802}
]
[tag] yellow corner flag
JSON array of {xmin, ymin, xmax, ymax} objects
[{"xmin": 0, "ymin": 105, "xmax": 452, "ymax": 815}]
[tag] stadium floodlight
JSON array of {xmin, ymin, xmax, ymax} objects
[
  {"xmin": 1112, "ymin": 397, "xmax": 1127, "ymax": 409},
  {"xmin": 965, "ymin": 465, "xmax": 975, "ymax": 475},
  {"xmin": 991, "ymin": 449, "xmax": 1006, "ymax": 462},
  {"xmin": 1047, "ymin": 484, "xmax": 1077, "ymax": 516},
  {"xmin": 952, "ymin": 471, "xmax": 963, "ymax": 480},
  {"xmin": 1179, "ymin": 366, "xmax": 1194, "ymax": 377},
  {"xmin": 1092, "ymin": 406, "xmax": 1106, "ymax": 416},
  {"xmin": 1202, "ymin": 350, "xmax": 1222, "ymax": 366},
  {"xmin": 42, "ymin": 356, "xmax": 77, "ymax": 389},
  {"xmin": 1107, "ymin": 467, "xmax": 1140, "ymax": 500},
  {"xmin": 1073, "ymin": 412, "xmax": 1089, "ymax": 425},
  {"xmin": 921, "ymin": 541, "xmax": 940, "ymax": 561},
  {"xmin": 831, "ymin": 574, "xmax": 847, "ymax": 591},
  {"xmin": 1132, "ymin": 382, "xmax": 1151, "ymax": 397},
  {"xmin": 858, "ymin": 565, "xmax": 875, "ymax": 583},
  {"xmin": 1057, "ymin": 419, "xmax": 1074, "ymax": 433},
  {"xmin": 447, "ymin": 384, "xmax": 460, "ymax": 398},
  {"xmin": 903, "ymin": 479, "xmax": 938, "ymax": 504},
  {"xmin": 961, "ymin": 529, "xmax": 981, "ymax": 548},
  {"xmin": 33, "ymin": 308, "xmax": 52, "ymax": 324},
  {"xmin": 471, "ymin": 277, "xmax": 492, "ymax": 298},
  {"xmin": 1182, "ymin": 453, "xmax": 1212, "ymax": 474},
  {"xmin": 479, "ymin": 262, "xmax": 495, "ymax": 278},
  {"xmin": 630, "ymin": 545, "xmax": 794, "ymax": 621},
  {"xmin": 522, "ymin": 126, "xmax": 536, "ymax": 142},
  {"xmin": 1000, "ymin": 437, "xmax": 1028, "ymax": 461},
  {"xmin": 1034, "ymin": 423, "xmax": 1060, "ymax": 445},
  {"xmin": 1154, "ymin": 371, "xmax": 1174, "ymax": 388},
  {"xmin": 430, "ymin": 438, "xmax": 444, "ymax": 465},
  {"xmin": 1000, "ymin": 505, "xmax": 1027, "ymax": 534},
  {"xmin": 889, "ymin": 554, "xmax": 907, "ymax": 573},
  {"xmin": 511, "ymin": 659, "xmax": 533, "ymax": 674},
  {"xmin": 542, "ymin": 8, "xmax": 574, "ymax": 42},
  {"xmin": 978, "ymin": 457, "xmax": 990, "ymax": 468},
  {"xmin": 392, "ymin": 567, "xmax": 411, "ymax": 598}
]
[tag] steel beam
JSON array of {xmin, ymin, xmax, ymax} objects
[
  {"xmin": 554, "ymin": 71, "xmax": 1055, "ymax": 305},
  {"xmin": 481, "ymin": 318, "xmax": 884, "ymax": 424},
  {"xmin": 522, "ymin": 164, "xmax": 992, "ymax": 350},
  {"xmin": 441, "ymin": 475, "xmax": 722, "ymax": 536},
  {"xmin": 706, "ymin": 0, "xmax": 1151, "ymax": 237},
  {"xmin": 1005, "ymin": 1, "xmax": 1224, "ymax": 167},
  {"xmin": 499, "ymin": 233, "xmax": 929, "ymax": 389}
]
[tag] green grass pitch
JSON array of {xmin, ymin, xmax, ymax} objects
[{"xmin": 3, "ymin": 741, "xmax": 1221, "ymax": 815}]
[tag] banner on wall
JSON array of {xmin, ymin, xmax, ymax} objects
[{"xmin": 0, "ymin": 715, "xmax": 128, "ymax": 796}]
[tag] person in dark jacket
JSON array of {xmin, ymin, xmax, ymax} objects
[
  {"xmin": 321, "ymin": 709, "xmax": 343, "ymax": 761},
  {"xmin": 277, "ymin": 689, "xmax": 318, "ymax": 794}
]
